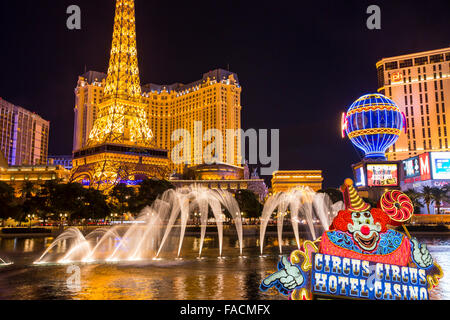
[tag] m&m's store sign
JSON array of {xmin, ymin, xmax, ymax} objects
[{"xmin": 311, "ymin": 253, "xmax": 429, "ymax": 300}]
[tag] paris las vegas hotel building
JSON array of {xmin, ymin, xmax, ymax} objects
[{"xmin": 73, "ymin": 69, "xmax": 243, "ymax": 176}]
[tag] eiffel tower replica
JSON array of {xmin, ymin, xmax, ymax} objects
[{"xmin": 71, "ymin": 0, "xmax": 169, "ymax": 190}]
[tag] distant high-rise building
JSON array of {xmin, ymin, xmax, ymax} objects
[
  {"xmin": 48, "ymin": 155, "xmax": 73, "ymax": 170},
  {"xmin": 73, "ymin": 71, "xmax": 106, "ymax": 152},
  {"xmin": 376, "ymin": 47, "xmax": 450, "ymax": 161},
  {"xmin": 0, "ymin": 97, "xmax": 49, "ymax": 166}
]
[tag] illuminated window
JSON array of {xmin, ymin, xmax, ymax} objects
[
  {"xmin": 415, "ymin": 56, "xmax": 428, "ymax": 66},
  {"xmin": 399, "ymin": 59, "xmax": 413, "ymax": 68},
  {"xmin": 430, "ymin": 54, "xmax": 444, "ymax": 63}
]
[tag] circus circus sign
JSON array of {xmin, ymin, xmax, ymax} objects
[{"xmin": 260, "ymin": 179, "xmax": 443, "ymax": 300}]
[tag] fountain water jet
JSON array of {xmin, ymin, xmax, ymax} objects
[
  {"xmin": 259, "ymin": 187, "xmax": 344, "ymax": 255},
  {"xmin": 0, "ymin": 258, "xmax": 12, "ymax": 266},
  {"xmin": 35, "ymin": 186, "xmax": 243, "ymax": 264}
]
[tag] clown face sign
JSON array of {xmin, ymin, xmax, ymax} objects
[
  {"xmin": 260, "ymin": 179, "xmax": 443, "ymax": 300},
  {"xmin": 346, "ymin": 210, "xmax": 385, "ymax": 251}
]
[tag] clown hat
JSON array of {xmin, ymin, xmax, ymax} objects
[{"xmin": 341, "ymin": 178, "xmax": 370, "ymax": 212}]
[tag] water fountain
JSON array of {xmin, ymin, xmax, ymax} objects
[
  {"xmin": 35, "ymin": 186, "xmax": 244, "ymax": 264},
  {"xmin": 34, "ymin": 185, "xmax": 344, "ymax": 265},
  {"xmin": 259, "ymin": 187, "xmax": 344, "ymax": 255}
]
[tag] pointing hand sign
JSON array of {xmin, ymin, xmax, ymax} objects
[{"xmin": 260, "ymin": 256, "xmax": 304, "ymax": 295}]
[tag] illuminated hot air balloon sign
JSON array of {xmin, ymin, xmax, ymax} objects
[{"xmin": 342, "ymin": 93, "xmax": 406, "ymax": 160}]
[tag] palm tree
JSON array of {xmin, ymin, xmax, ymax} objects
[
  {"xmin": 431, "ymin": 187, "xmax": 449, "ymax": 214},
  {"xmin": 109, "ymin": 183, "xmax": 136, "ymax": 219},
  {"xmin": 235, "ymin": 189, "xmax": 263, "ymax": 222},
  {"xmin": 132, "ymin": 179, "xmax": 174, "ymax": 213},
  {"xmin": 404, "ymin": 189, "xmax": 424, "ymax": 214},
  {"xmin": 420, "ymin": 186, "xmax": 434, "ymax": 214},
  {"xmin": 17, "ymin": 181, "xmax": 39, "ymax": 223},
  {"xmin": 443, "ymin": 185, "xmax": 450, "ymax": 199},
  {"xmin": 0, "ymin": 182, "xmax": 18, "ymax": 224},
  {"xmin": 19, "ymin": 181, "xmax": 37, "ymax": 200}
]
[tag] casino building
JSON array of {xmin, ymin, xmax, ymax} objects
[
  {"xmin": 73, "ymin": 69, "xmax": 242, "ymax": 175},
  {"xmin": 376, "ymin": 47, "xmax": 450, "ymax": 161},
  {"xmin": 48, "ymin": 155, "xmax": 73, "ymax": 170},
  {"xmin": 169, "ymin": 163, "xmax": 269, "ymax": 202},
  {"xmin": 0, "ymin": 97, "xmax": 50, "ymax": 166},
  {"xmin": 71, "ymin": 0, "xmax": 243, "ymax": 190},
  {"xmin": 400, "ymin": 151, "xmax": 450, "ymax": 214},
  {"xmin": 0, "ymin": 151, "xmax": 70, "ymax": 193}
]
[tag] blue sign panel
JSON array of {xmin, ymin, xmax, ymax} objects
[{"xmin": 354, "ymin": 166, "xmax": 366, "ymax": 187}]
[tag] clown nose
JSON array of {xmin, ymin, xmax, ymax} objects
[{"xmin": 361, "ymin": 225, "xmax": 370, "ymax": 236}]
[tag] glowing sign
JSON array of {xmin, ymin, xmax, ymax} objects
[
  {"xmin": 341, "ymin": 112, "xmax": 348, "ymax": 138},
  {"xmin": 81, "ymin": 179, "xmax": 143, "ymax": 186},
  {"xmin": 343, "ymin": 94, "xmax": 403, "ymax": 160},
  {"xmin": 430, "ymin": 152, "xmax": 450, "ymax": 180},
  {"xmin": 311, "ymin": 253, "xmax": 429, "ymax": 300},
  {"xmin": 260, "ymin": 180, "xmax": 443, "ymax": 301},
  {"xmin": 367, "ymin": 164, "xmax": 398, "ymax": 187},
  {"xmin": 419, "ymin": 153, "xmax": 431, "ymax": 181},
  {"xmin": 403, "ymin": 156, "xmax": 420, "ymax": 183},
  {"xmin": 392, "ymin": 72, "xmax": 403, "ymax": 82},
  {"xmin": 354, "ymin": 166, "xmax": 366, "ymax": 187}
]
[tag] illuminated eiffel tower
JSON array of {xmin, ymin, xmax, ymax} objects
[{"xmin": 71, "ymin": 0, "xmax": 169, "ymax": 189}]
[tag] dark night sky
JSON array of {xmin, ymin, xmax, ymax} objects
[{"xmin": 0, "ymin": 0, "xmax": 449, "ymax": 188}]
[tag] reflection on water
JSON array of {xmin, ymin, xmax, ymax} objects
[{"xmin": 0, "ymin": 233, "xmax": 449, "ymax": 300}]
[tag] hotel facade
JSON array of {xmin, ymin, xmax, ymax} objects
[
  {"xmin": 73, "ymin": 68, "xmax": 242, "ymax": 175},
  {"xmin": 376, "ymin": 47, "xmax": 450, "ymax": 161},
  {"xmin": 0, "ymin": 97, "xmax": 50, "ymax": 166}
]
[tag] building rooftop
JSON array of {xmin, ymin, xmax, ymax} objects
[
  {"xmin": 0, "ymin": 97, "xmax": 49, "ymax": 124},
  {"xmin": 142, "ymin": 69, "xmax": 240, "ymax": 94},
  {"xmin": 80, "ymin": 71, "xmax": 107, "ymax": 83},
  {"xmin": 376, "ymin": 47, "xmax": 450, "ymax": 66},
  {"xmin": 81, "ymin": 69, "xmax": 239, "ymax": 94}
]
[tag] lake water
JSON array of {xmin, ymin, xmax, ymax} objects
[{"xmin": 0, "ymin": 232, "xmax": 448, "ymax": 300}]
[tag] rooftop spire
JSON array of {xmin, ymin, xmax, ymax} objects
[{"xmin": 103, "ymin": 0, "xmax": 141, "ymax": 100}]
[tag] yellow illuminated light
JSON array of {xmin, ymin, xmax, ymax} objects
[{"xmin": 86, "ymin": 0, "xmax": 153, "ymax": 148}]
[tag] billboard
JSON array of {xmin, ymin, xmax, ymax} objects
[
  {"xmin": 430, "ymin": 152, "xmax": 450, "ymax": 180},
  {"xmin": 419, "ymin": 153, "xmax": 431, "ymax": 181},
  {"xmin": 403, "ymin": 156, "xmax": 420, "ymax": 183},
  {"xmin": 404, "ymin": 157, "xmax": 420, "ymax": 178},
  {"xmin": 367, "ymin": 164, "xmax": 399, "ymax": 187}
]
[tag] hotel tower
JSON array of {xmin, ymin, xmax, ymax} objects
[
  {"xmin": 376, "ymin": 47, "xmax": 450, "ymax": 161},
  {"xmin": 0, "ymin": 97, "xmax": 49, "ymax": 166},
  {"xmin": 73, "ymin": 1, "xmax": 242, "ymax": 178}
]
